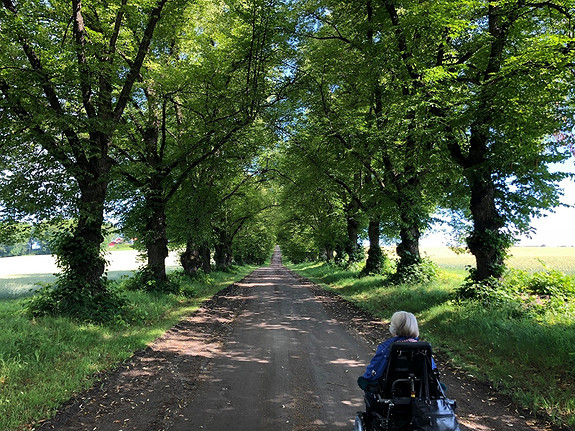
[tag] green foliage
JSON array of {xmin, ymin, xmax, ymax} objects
[
  {"xmin": 23, "ymin": 227, "xmax": 128, "ymax": 324},
  {"xmin": 466, "ymin": 229, "xmax": 514, "ymax": 280},
  {"xmin": 360, "ymin": 249, "xmax": 393, "ymax": 277},
  {"xmin": 50, "ymin": 228, "xmax": 105, "ymax": 275},
  {"xmin": 0, "ymin": 220, "xmax": 31, "ymax": 246},
  {"xmin": 25, "ymin": 280, "xmax": 129, "ymax": 325},
  {"xmin": 119, "ymin": 268, "xmax": 219, "ymax": 298},
  {"xmin": 390, "ymin": 258, "xmax": 439, "ymax": 285},
  {"xmin": 0, "ymin": 0, "xmax": 573, "ymax": 325},
  {"xmin": 454, "ymin": 265, "xmax": 575, "ymax": 320},
  {"xmin": 232, "ymin": 218, "xmax": 275, "ymax": 265},
  {"xmin": 453, "ymin": 276, "xmax": 528, "ymax": 319},
  {"xmin": 277, "ymin": 223, "xmax": 320, "ymax": 264},
  {"xmin": 120, "ymin": 266, "xmax": 181, "ymax": 295},
  {"xmin": 1, "ymin": 0, "xmax": 182, "ymax": 318},
  {"xmin": 526, "ymin": 263, "xmax": 575, "ymax": 300},
  {"xmin": 0, "ymin": 220, "xmax": 51, "ymax": 257},
  {"xmin": 109, "ymin": 0, "xmax": 286, "ymax": 280},
  {"xmin": 345, "ymin": 246, "xmax": 366, "ymax": 266},
  {"xmin": 174, "ymin": 269, "xmax": 214, "ymax": 297},
  {"xmin": 0, "ymin": 242, "xmax": 28, "ymax": 257}
]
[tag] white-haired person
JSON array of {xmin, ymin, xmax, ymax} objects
[{"xmin": 357, "ymin": 311, "xmax": 437, "ymax": 391}]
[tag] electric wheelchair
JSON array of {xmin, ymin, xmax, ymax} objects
[{"xmin": 354, "ymin": 341, "xmax": 459, "ymax": 431}]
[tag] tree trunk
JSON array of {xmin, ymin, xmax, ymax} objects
[
  {"xmin": 465, "ymin": 126, "xmax": 506, "ymax": 281},
  {"xmin": 214, "ymin": 244, "xmax": 232, "ymax": 269},
  {"xmin": 181, "ymin": 241, "xmax": 202, "ymax": 275},
  {"xmin": 181, "ymin": 241, "xmax": 211, "ymax": 275},
  {"xmin": 1, "ymin": 0, "xmax": 171, "ymax": 319},
  {"xmin": 145, "ymin": 209, "xmax": 168, "ymax": 283},
  {"xmin": 446, "ymin": 5, "xmax": 509, "ymax": 282},
  {"xmin": 65, "ymin": 171, "xmax": 108, "ymax": 290},
  {"xmin": 200, "ymin": 244, "xmax": 211, "ymax": 273},
  {"xmin": 395, "ymin": 184, "xmax": 422, "ymax": 268},
  {"xmin": 396, "ymin": 225, "xmax": 421, "ymax": 267},
  {"xmin": 214, "ymin": 229, "xmax": 233, "ymax": 269},
  {"xmin": 468, "ymin": 181, "xmax": 505, "ymax": 280},
  {"xmin": 364, "ymin": 217, "xmax": 383, "ymax": 274},
  {"xmin": 143, "ymin": 173, "xmax": 168, "ymax": 284},
  {"xmin": 325, "ymin": 244, "xmax": 334, "ymax": 262},
  {"xmin": 181, "ymin": 241, "xmax": 200, "ymax": 275},
  {"xmin": 334, "ymin": 243, "xmax": 345, "ymax": 264},
  {"xmin": 214, "ymin": 244, "xmax": 225, "ymax": 269},
  {"xmin": 449, "ymin": 126, "xmax": 508, "ymax": 281},
  {"xmin": 345, "ymin": 214, "xmax": 362, "ymax": 262}
]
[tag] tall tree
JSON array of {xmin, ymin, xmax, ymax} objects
[
  {"xmin": 110, "ymin": 0, "xmax": 283, "ymax": 285},
  {"xmin": 0, "ymin": 0, "xmax": 172, "ymax": 305},
  {"xmin": 293, "ymin": 0, "xmax": 573, "ymax": 283},
  {"xmin": 292, "ymin": 0, "xmax": 448, "ymax": 272},
  {"xmin": 272, "ymin": 124, "xmax": 361, "ymax": 263},
  {"xmin": 167, "ymin": 122, "xmax": 276, "ymax": 272},
  {"xmin": 437, "ymin": 1, "xmax": 574, "ymax": 281}
]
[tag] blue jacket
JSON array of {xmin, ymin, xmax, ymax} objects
[{"xmin": 362, "ymin": 336, "xmax": 437, "ymax": 382}]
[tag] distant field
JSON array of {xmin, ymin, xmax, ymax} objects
[
  {"xmin": 1, "ymin": 247, "xmax": 574, "ymax": 299},
  {"xmin": 0, "ymin": 250, "xmax": 181, "ymax": 299},
  {"xmin": 420, "ymin": 246, "xmax": 575, "ymax": 276}
]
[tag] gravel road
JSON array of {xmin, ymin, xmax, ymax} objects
[{"xmin": 169, "ymin": 249, "xmax": 370, "ymax": 430}]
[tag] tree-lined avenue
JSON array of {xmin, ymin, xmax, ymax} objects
[{"xmin": 38, "ymin": 247, "xmax": 555, "ymax": 431}]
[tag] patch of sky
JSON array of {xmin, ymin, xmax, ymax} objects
[{"xmin": 516, "ymin": 159, "xmax": 575, "ymax": 247}]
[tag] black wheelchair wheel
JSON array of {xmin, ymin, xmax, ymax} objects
[{"xmin": 354, "ymin": 412, "xmax": 367, "ymax": 431}]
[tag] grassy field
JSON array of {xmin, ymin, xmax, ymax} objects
[
  {"xmin": 0, "ymin": 258, "xmax": 258, "ymax": 431},
  {"xmin": 0, "ymin": 250, "xmax": 180, "ymax": 299},
  {"xmin": 288, "ymin": 251, "xmax": 575, "ymax": 429},
  {"xmin": 421, "ymin": 246, "xmax": 575, "ymax": 276}
]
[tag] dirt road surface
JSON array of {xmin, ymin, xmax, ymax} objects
[{"xmin": 37, "ymin": 248, "xmax": 559, "ymax": 431}]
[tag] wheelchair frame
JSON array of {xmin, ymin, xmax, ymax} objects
[{"xmin": 354, "ymin": 341, "xmax": 443, "ymax": 431}]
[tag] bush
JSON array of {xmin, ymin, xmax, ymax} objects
[
  {"xmin": 526, "ymin": 264, "xmax": 575, "ymax": 300},
  {"xmin": 25, "ymin": 277, "xmax": 129, "ymax": 325},
  {"xmin": 117, "ymin": 268, "xmax": 215, "ymax": 298},
  {"xmin": 24, "ymin": 225, "xmax": 129, "ymax": 324},
  {"xmin": 176, "ymin": 270, "xmax": 214, "ymax": 297},
  {"xmin": 119, "ymin": 267, "xmax": 179, "ymax": 294},
  {"xmin": 360, "ymin": 252, "xmax": 394, "ymax": 277},
  {"xmin": 390, "ymin": 258, "xmax": 439, "ymax": 285},
  {"xmin": 453, "ymin": 276, "xmax": 529, "ymax": 318},
  {"xmin": 453, "ymin": 266, "xmax": 575, "ymax": 319}
]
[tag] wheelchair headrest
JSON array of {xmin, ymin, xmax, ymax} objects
[
  {"xmin": 389, "ymin": 341, "xmax": 432, "ymax": 360},
  {"xmin": 389, "ymin": 341, "xmax": 432, "ymax": 352}
]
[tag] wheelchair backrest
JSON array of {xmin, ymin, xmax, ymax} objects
[{"xmin": 381, "ymin": 341, "xmax": 440, "ymax": 401}]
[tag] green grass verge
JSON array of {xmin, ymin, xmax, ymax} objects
[
  {"xmin": 0, "ymin": 265, "xmax": 257, "ymax": 431},
  {"xmin": 288, "ymin": 261, "xmax": 575, "ymax": 429}
]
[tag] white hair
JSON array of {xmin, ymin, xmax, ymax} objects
[{"xmin": 389, "ymin": 311, "xmax": 419, "ymax": 338}]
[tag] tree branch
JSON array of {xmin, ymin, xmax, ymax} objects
[
  {"xmin": 72, "ymin": 0, "xmax": 96, "ymax": 118},
  {"xmin": 113, "ymin": 0, "xmax": 169, "ymax": 122},
  {"xmin": 108, "ymin": 0, "xmax": 128, "ymax": 60}
]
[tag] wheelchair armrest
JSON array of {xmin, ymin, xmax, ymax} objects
[{"xmin": 365, "ymin": 383, "xmax": 382, "ymax": 393}]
